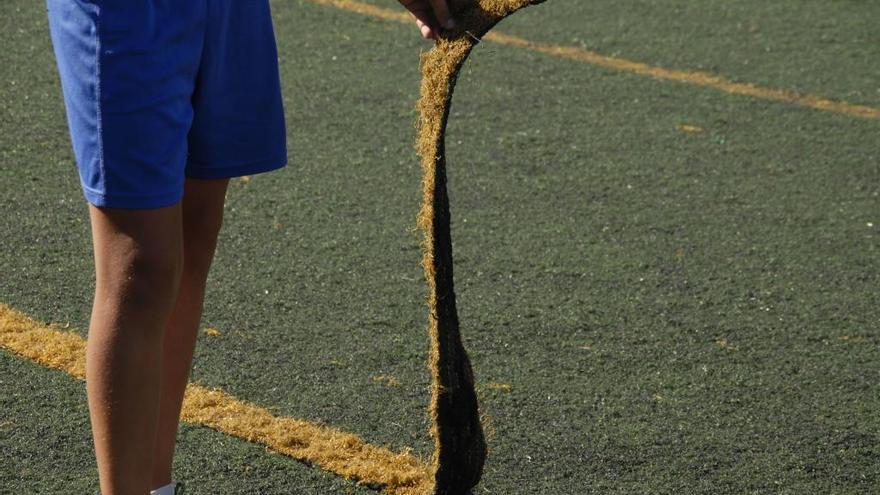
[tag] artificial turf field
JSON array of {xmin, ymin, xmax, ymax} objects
[{"xmin": 2, "ymin": 0, "xmax": 879, "ymax": 493}]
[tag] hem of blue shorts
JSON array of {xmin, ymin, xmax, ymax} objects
[
  {"xmin": 81, "ymin": 183, "xmax": 183, "ymax": 210},
  {"xmin": 185, "ymin": 153, "xmax": 288, "ymax": 180}
]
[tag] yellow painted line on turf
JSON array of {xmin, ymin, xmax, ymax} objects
[
  {"xmin": 307, "ymin": 0, "xmax": 880, "ymax": 120},
  {"xmin": 309, "ymin": 0, "xmax": 411, "ymax": 22},
  {"xmin": 0, "ymin": 304, "xmax": 433, "ymax": 495}
]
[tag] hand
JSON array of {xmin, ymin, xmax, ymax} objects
[{"xmin": 398, "ymin": 0, "xmax": 456, "ymax": 40}]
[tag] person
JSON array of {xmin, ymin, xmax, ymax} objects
[{"xmin": 45, "ymin": 1, "xmax": 455, "ymax": 494}]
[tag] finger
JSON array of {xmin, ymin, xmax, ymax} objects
[
  {"xmin": 415, "ymin": 18, "xmax": 436, "ymax": 40},
  {"xmin": 400, "ymin": 1, "xmax": 443, "ymax": 40},
  {"xmin": 400, "ymin": 0, "xmax": 437, "ymax": 28},
  {"xmin": 428, "ymin": 0, "xmax": 455, "ymax": 29}
]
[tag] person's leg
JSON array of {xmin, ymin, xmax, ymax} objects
[
  {"xmin": 151, "ymin": 178, "xmax": 230, "ymax": 489},
  {"xmin": 87, "ymin": 204, "xmax": 184, "ymax": 495}
]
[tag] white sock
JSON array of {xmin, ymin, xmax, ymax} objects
[{"xmin": 150, "ymin": 481, "xmax": 177, "ymax": 495}]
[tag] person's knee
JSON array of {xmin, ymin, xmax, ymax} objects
[{"xmin": 102, "ymin": 238, "xmax": 183, "ymax": 313}]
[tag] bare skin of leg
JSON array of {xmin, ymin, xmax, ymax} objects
[
  {"xmin": 87, "ymin": 203, "xmax": 184, "ymax": 495},
  {"xmin": 150, "ymin": 178, "xmax": 230, "ymax": 490},
  {"xmin": 88, "ymin": 178, "xmax": 229, "ymax": 494}
]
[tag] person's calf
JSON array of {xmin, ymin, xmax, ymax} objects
[
  {"xmin": 86, "ymin": 203, "xmax": 185, "ymax": 495},
  {"xmin": 152, "ymin": 179, "xmax": 230, "ymax": 488}
]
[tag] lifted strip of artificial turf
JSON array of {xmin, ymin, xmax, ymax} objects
[{"xmin": 414, "ymin": 2, "xmax": 546, "ymax": 494}]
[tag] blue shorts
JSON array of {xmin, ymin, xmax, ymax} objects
[{"xmin": 46, "ymin": 0, "xmax": 288, "ymax": 209}]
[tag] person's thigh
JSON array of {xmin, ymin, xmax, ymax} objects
[
  {"xmin": 47, "ymin": 0, "xmax": 207, "ymax": 208},
  {"xmin": 185, "ymin": 0, "xmax": 288, "ymax": 179}
]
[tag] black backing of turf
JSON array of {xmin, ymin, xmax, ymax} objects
[
  {"xmin": 2, "ymin": 0, "xmax": 879, "ymax": 494},
  {"xmin": 426, "ymin": 138, "xmax": 487, "ymax": 494},
  {"xmin": 424, "ymin": 63, "xmax": 487, "ymax": 494}
]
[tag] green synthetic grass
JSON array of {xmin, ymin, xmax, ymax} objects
[
  {"xmin": 0, "ymin": 304, "xmax": 437, "ymax": 494},
  {"xmin": 0, "ymin": 350, "xmax": 381, "ymax": 495},
  {"xmin": 355, "ymin": 0, "xmax": 880, "ymax": 109},
  {"xmin": 2, "ymin": 0, "xmax": 879, "ymax": 494}
]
